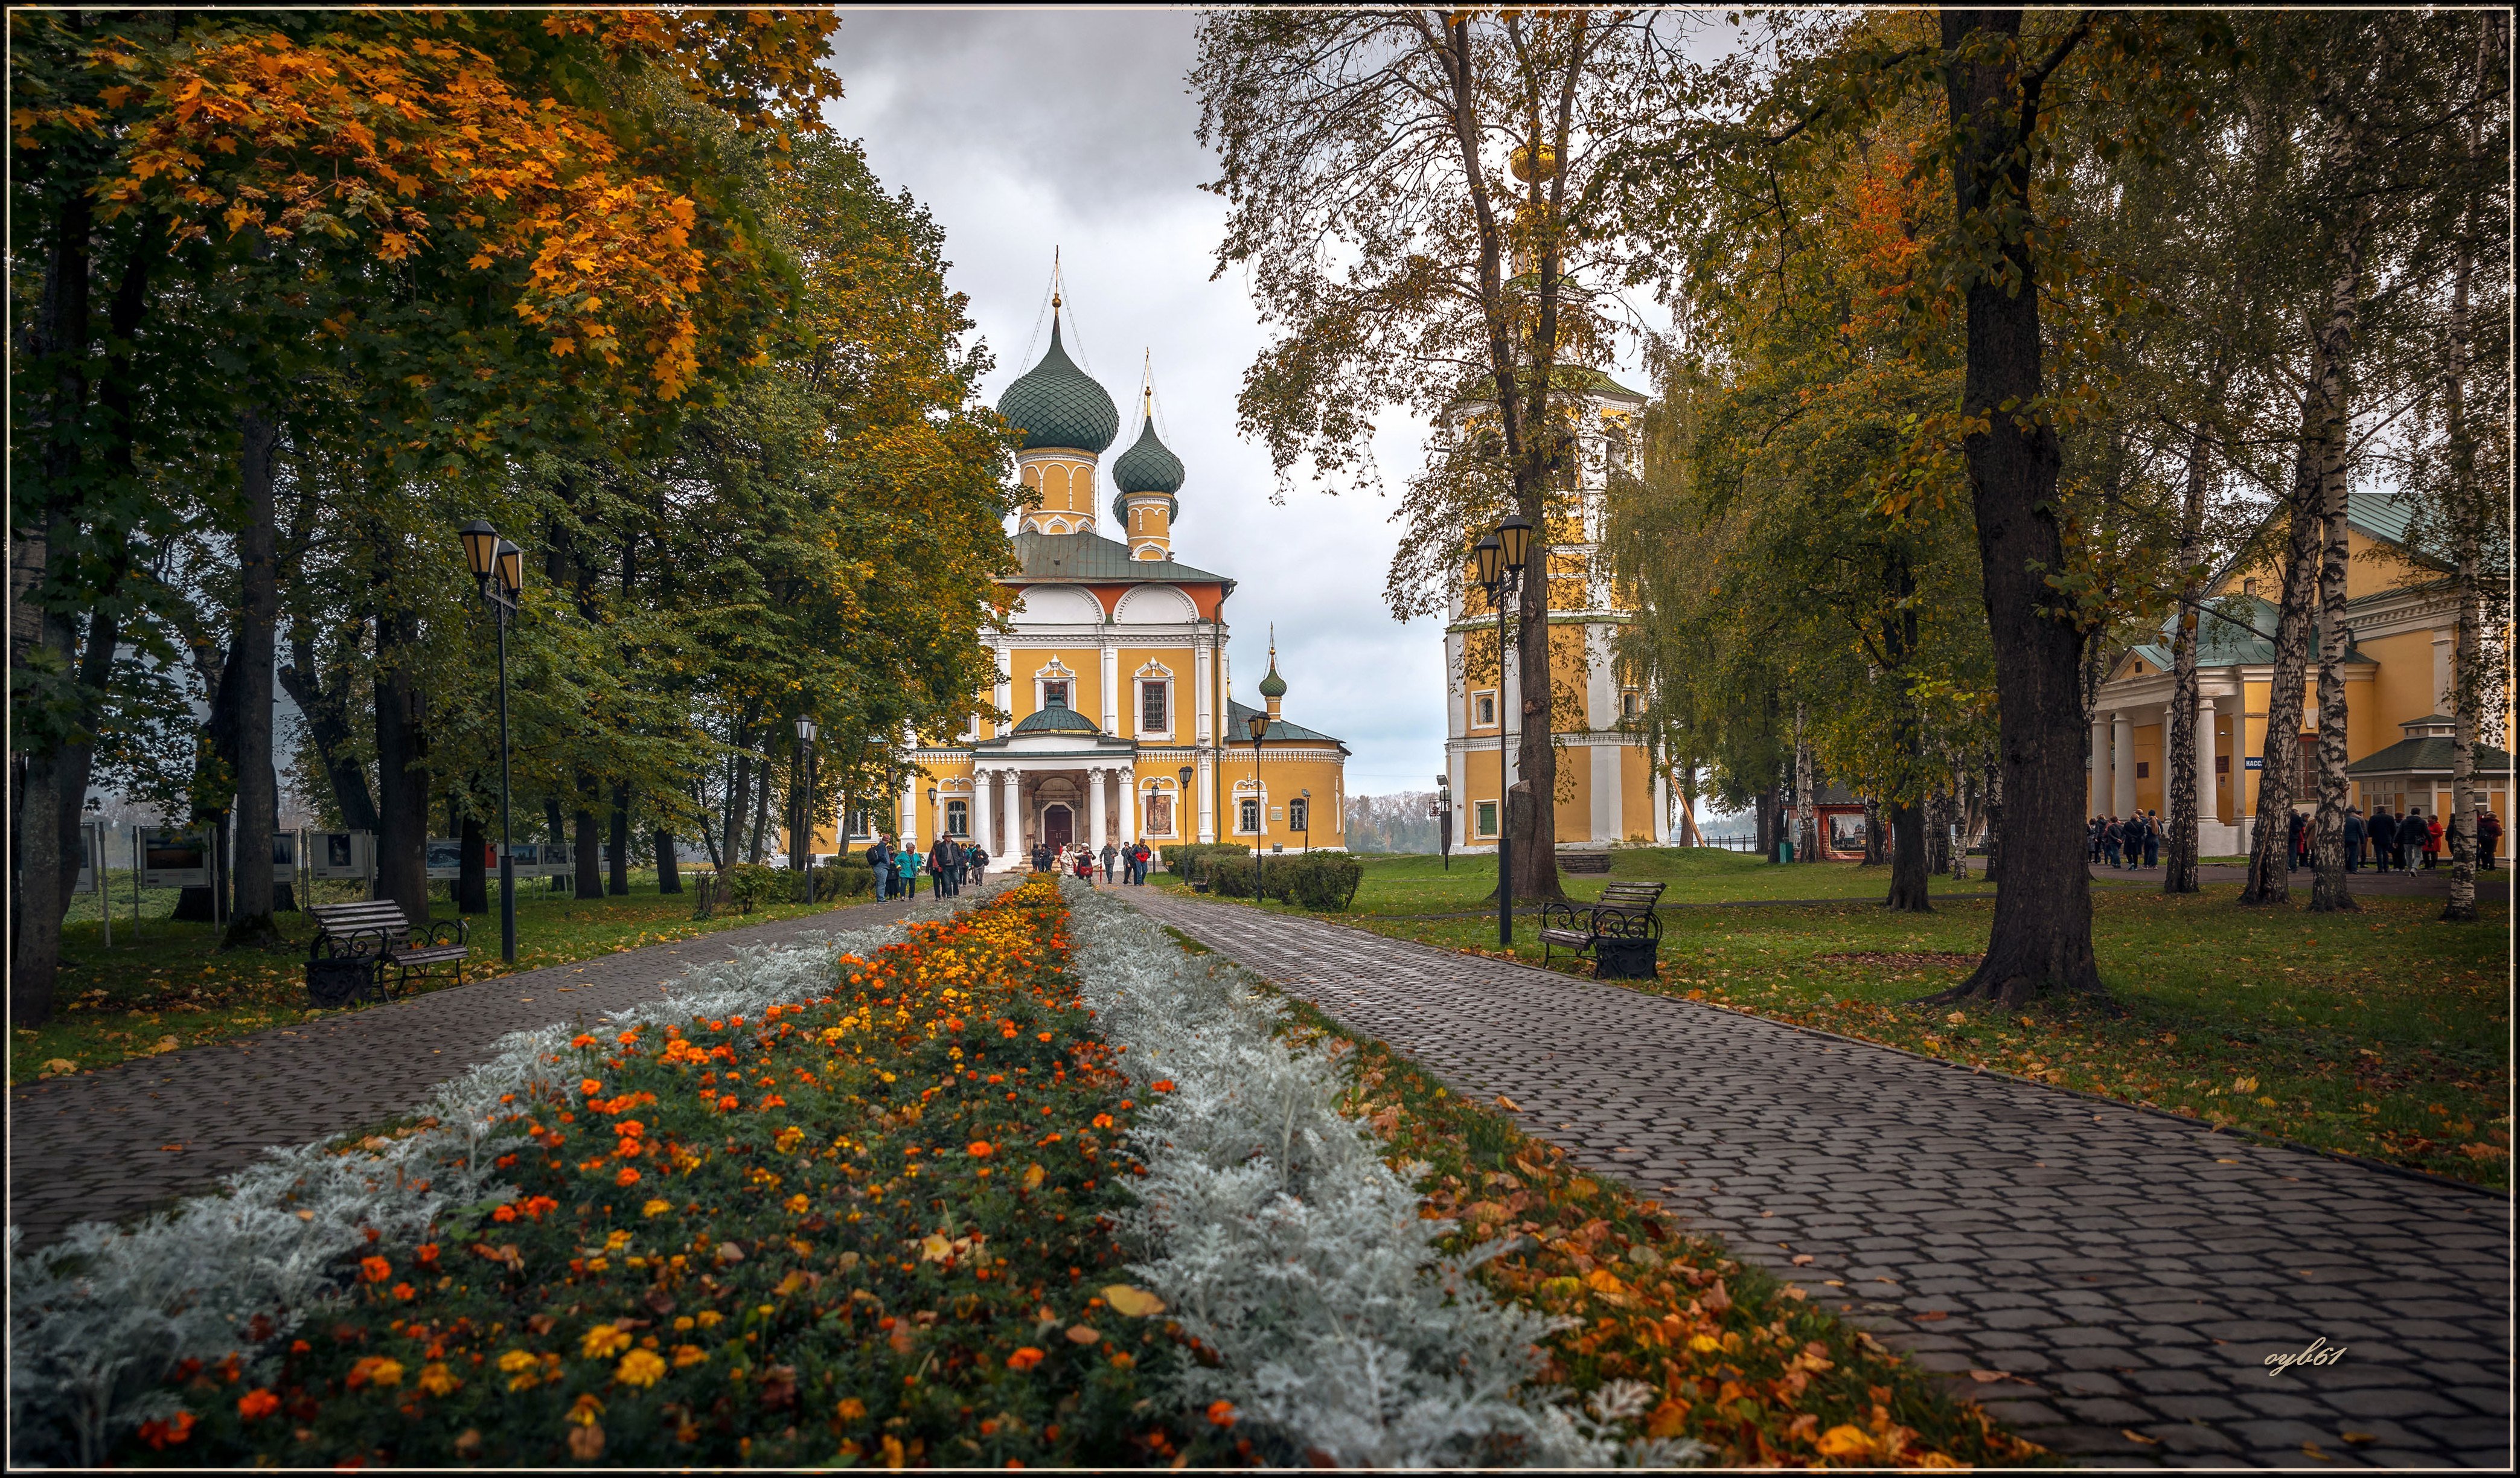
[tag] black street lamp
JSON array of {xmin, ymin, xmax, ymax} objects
[
  {"xmin": 1246, "ymin": 707, "xmax": 1270, "ymax": 897},
  {"xmin": 1479, "ymin": 514, "xmax": 1534, "ymax": 947},
  {"xmin": 1435, "ymin": 772, "xmax": 1453, "ymax": 871},
  {"xmin": 1300, "ymin": 787, "xmax": 1311, "ymax": 853},
  {"xmin": 457, "ymin": 520, "xmax": 524, "ymax": 964},
  {"xmin": 793, "ymin": 715, "xmax": 817, "ymax": 900}
]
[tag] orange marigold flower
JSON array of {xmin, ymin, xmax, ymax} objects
[
  {"xmin": 967, "ymin": 1141, "xmax": 993, "ymax": 1157},
  {"xmin": 1092, "ymin": 1114, "xmax": 1115, "ymax": 1130},
  {"xmin": 1207, "ymin": 1400, "xmax": 1238, "ymax": 1427},
  {"xmin": 615, "ymin": 1166, "xmax": 642, "ymax": 1187},
  {"xmin": 1006, "ymin": 1346, "xmax": 1046, "ymax": 1371},
  {"xmin": 415, "ymin": 1243, "xmax": 440, "ymax": 1265},
  {"xmin": 237, "ymin": 1389, "xmax": 280, "ymax": 1422},
  {"xmin": 717, "ymin": 1095, "xmax": 739, "ymax": 1112},
  {"xmin": 491, "ymin": 1204, "xmax": 517, "ymax": 1223},
  {"xmin": 359, "ymin": 1255, "xmax": 392, "ymax": 1283},
  {"xmin": 392, "ymin": 1282, "xmax": 417, "ymax": 1300},
  {"xmin": 571, "ymin": 1034, "xmax": 599, "ymax": 1049},
  {"xmin": 580, "ymin": 1078, "xmax": 603, "ymax": 1096},
  {"xmin": 1150, "ymin": 1080, "xmax": 1176, "ymax": 1093}
]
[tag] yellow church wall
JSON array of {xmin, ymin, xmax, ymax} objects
[
  {"xmin": 1621, "ymin": 744, "xmax": 1654, "ymax": 841},
  {"xmin": 1220, "ymin": 746, "xmax": 1347, "ymax": 848},
  {"xmin": 2133, "ymin": 721, "xmax": 2161, "ymax": 813},
  {"xmin": 2358, "ymin": 628, "xmax": 2444, "ymax": 729},
  {"xmin": 2211, "ymin": 528, "xmax": 2429, "ymax": 604}
]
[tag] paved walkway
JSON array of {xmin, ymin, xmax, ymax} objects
[
  {"xmin": 1125, "ymin": 891, "xmax": 2510, "ymax": 1468},
  {"xmin": 9, "ymin": 884, "xmax": 997, "ymax": 1247}
]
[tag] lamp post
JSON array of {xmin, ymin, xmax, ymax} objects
[
  {"xmin": 792, "ymin": 715, "xmax": 817, "ymax": 900},
  {"xmin": 1477, "ymin": 514, "xmax": 1533, "ymax": 947},
  {"xmin": 1435, "ymin": 773, "xmax": 1453, "ymax": 870},
  {"xmin": 456, "ymin": 520, "xmax": 524, "ymax": 964},
  {"xmin": 1300, "ymin": 788, "xmax": 1311, "ymax": 853},
  {"xmin": 1246, "ymin": 708, "xmax": 1270, "ymax": 896}
]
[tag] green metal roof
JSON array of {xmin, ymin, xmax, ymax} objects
[
  {"xmin": 2345, "ymin": 736, "xmax": 2513, "ymax": 777},
  {"xmin": 1226, "ymin": 697, "xmax": 1343, "ymax": 747},
  {"xmin": 1111, "ymin": 418, "xmax": 1185, "ymax": 494},
  {"xmin": 996, "ymin": 317, "xmax": 1119, "ymax": 453},
  {"xmin": 1453, "ymin": 365, "xmax": 1649, "ymax": 411},
  {"xmin": 2131, "ymin": 595, "xmax": 2376, "ymax": 671},
  {"xmin": 1010, "ymin": 702, "xmax": 1100, "ymax": 736},
  {"xmin": 1010, "ymin": 531, "xmax": 1232, "ymax": 594}
]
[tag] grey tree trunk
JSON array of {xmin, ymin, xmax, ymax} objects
[
  {"xmin": 1792, "ymin": 707, "xmax": 1814, "ymax": 863},
  {"xmin": 2439, "ymin": 18, "xmax": 2497, "ymax": 923},
  {"xmin": 573, "ymin": 791, "xmax": 603, "ymax": 901},
  {"xmin": 225, "ymin": 412, "xmax": 283, "ymax": 946},
  {"xmin": 1860, "ymin": 795, "xmax": 1885, "ymax": 866},
  {"xmin": 2309, "ymin": 202, "xmax": 2371, "ymax": 913},
  {"xmin": 655, "ymin": 828, "xmax": 682, "ymax": 894},
  {"xmin": 373, "ymin": 630, "xmax": 431, "ymax": 925},
  {"xmin": 608, "ymin": 783, "xmax": 631, "ymax": 895},
  {"xmin": 2240, "ymin": 426, "xmax": 2325, "ymax": 904}
]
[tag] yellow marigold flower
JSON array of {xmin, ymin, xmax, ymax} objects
[
  {"xmin": 785, "ymin": 1193, "xmax": 810, "ymax": 1214},
  {"xmin": 696, "ymin": 1310, "xmax": 723, "ymax": 1329},
  {"xmin": 671, "ymin": 1343, "xmax": 709, "ymax": 1368},
  {"xmin": 643, "ymin": 1198, "xmax": 673, "ymax": 1218},
  {"xmin": 418, "ymin": 1361, "xmax": 459, "ymax": 1396},
  {"xmin": 582, "ymin": 1323, "xmax": 634, "ymax": 1359},
  {"xmin": 615, "ymin": 1349, "xmax": 668, "ymax": 1387}
]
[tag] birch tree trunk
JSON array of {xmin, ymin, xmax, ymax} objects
[
  {"xmin": 2438, "ymin": 17, "xmax": 2499, "ymax": 923},
  {"xmin": 2308, "ymin": 209, "xmax": 2371, "ymax": 913},
  {"xmin": 2241, "ymin": 420, "xmax": 2327, "ymax": 904},
  {"xmin": 2164, "ymin": 418, "xmax": 2215, "ymax": 895},
  {"xmin": 1792, "ymin": 705, "xmax": 1814, "ymax": 863}
]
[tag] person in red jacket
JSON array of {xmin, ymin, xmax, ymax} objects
[{"xmin": 2423, "ymin": 812, "xmax": 2445, "ymax": 869}]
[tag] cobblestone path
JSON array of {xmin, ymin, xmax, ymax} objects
[
  {"xmin": 1126, "ymin": 891, "xmax": 2510, "ymax": 1468},
  {"xmin": 10, "ymin": 884, "xmax": 997, "ymax": 1247}
]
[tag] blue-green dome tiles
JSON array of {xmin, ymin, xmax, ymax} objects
[
  {"xmin": 1111, "ymin": 418, "xmax": 1185, "ymax": 494},
  {"xmin": 1011, "ymin": 703, "xmax": 1100, "ymax": 736},
  {"xmin": 1257, "ymin": 661, "xmax": 1287, "ymax": 700},
  {"xmin": 996, "ymin": 318, "xmax": 1118, "ymax": 453}
]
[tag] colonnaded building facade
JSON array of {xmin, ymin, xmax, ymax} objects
[
  {"xmin": 1442, "ymin": 372, "xmax": 1670, "ymax": 852},
  {"xmin": 2089, "ymin": 488, "xmax": 2512, "ymax": 848},
  {"xmin": 863, "ymin": 307, "xmax": 1351, "ymax": 859}
]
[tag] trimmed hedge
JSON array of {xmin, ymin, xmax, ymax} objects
[
  {"xmin": 1202, "ymin": 852, "xmax": 1363, "ymax": 912},
  {"xmin": 1157, "ymin": 842, "xmax": 1249, "ymax": 881}
]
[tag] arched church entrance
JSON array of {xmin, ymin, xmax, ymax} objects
[{"xmin": 1042, "ymin": 804, "xmax": 1075, "ymax": 849}]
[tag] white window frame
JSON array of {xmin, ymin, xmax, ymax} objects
[
  {"xmin": 1474, "ymin": 800, "xmax": 1498, "ymax": 837},
  {"xmin": 1142, "ymin": 785, "xmax": 1177, "ymax": 838},
  {"xmin": 1139, "ymin": 678, "xmax": 1172, "ymax": 738},
  {"xmin": 944, "ymin": 799, "xmax": 970, "ymax": 838},
  {"xmin": 1238, "ymin": 797, "xmax": 1262, "ymax": 835},
  {"xmin": 1288, "ymin": 797, "xmax": 1308, "ymax": 832},
  {"xmin": 1472, "ymin": 689, "xmax": 1498, "ymax": 729}
]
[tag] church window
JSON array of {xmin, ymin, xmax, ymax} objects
[
  {"xmin": 848, "ymin": 808, "xmax": 874, "ymax": 840},
  {"xmin": 1140, "ymin": 680, "xmax": 1168, "ymax": 733},
  {"xmin": 1288, "ymin": 798, "xmax": 1308, "ymax": 832},
  {"xmin": 945, "ymin": 800, "xmax": 969, "ymax": 837},
  {"xmin": 1239, "ymin": 798, "xmax": 1262, "ymax": 834},
  {"xmin": 1475, "ymin": 801, "xmax": 1498, "ymax": 837},
  {"xmin": 1473, "ymin": 691, "xmax": 1497, "ymax": 729},
  {"xmin": 1043, "ymin": 680, "xmax": 1070, "ymax": 709},
  {"xmin": 1622, "ymin": 690, "xmax": 1643, "ymax": 720},
  {"xmin": 2135, "ymin": 761, "xmax": 2150, "ymax": 779},
  {"xmin": 1145, "ymin": 792, "xmax": 1174, "ymax": 836}
]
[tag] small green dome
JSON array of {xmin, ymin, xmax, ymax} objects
[
  {"xmin": 1011, "ymin": 702, "xmax": 1100, "ymax": 736},
  {"xmin": 1111, "ymin": 418, "xmax": 1185, "ymax": 494},
  {"xmin": 996, "ymin": 318, "xmax": 1118, "ymax": 453},
  {"xmin": 1257, "ymin": 661, "xmax": 1287, "ymax": 700}
]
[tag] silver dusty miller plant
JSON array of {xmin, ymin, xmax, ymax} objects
[
  {"xmin": 8, "ymin": 921, "xmax": 906, "ymax": 1468},
  {"xmin": 1062, "ymin": 883, "xmax": 1705, "ymax": 1468}
]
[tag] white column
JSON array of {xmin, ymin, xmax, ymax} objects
[
  {"xmin": 1120, "ymin": 772, "xmax": 1139, "ymax": 848},
  {"xmin": 2195, "ymin": 696, "xmax": 2219, "ymax": 826},
  {"xmin": 900, "ymin": 772, "xmax": 918, "ymax": 850},
  {"xmin": 1089, "ymin": 769, "xmax": 1108, "ymax": 851},
  {"xmin": 1101, "ymin": 645, "xmax": 1119, "ymax": 734},
  {"xmin": 973, "ymin": 768, "xmax": 993, "ymax": 855},
  {"xmin": 999, "ymin": 771, "xmax": 1020, "ymax": 858},
  {"xmin": 2112, "ymin": 711, "xmax": 2135, "ymax": 816},
  {"xmin": 1590, "ymin": 743, "xmax": 1619, "ymax": 843},
  {"xmin": 1197, "ymin": 752, "xmax": 1217, "ymax": 842},
  {"xmin": 2090, "ymin": 714, "xmax": 2111, "ymax": 816},
  {"xmin": 1652, "ymin": 760, "xmax": 1672, "ymax": 845},
  {"xmin": 1195, "ymin": 641, "xmax": 1214, "ymax": 744}
]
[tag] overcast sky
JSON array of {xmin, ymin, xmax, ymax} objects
[{"xmin": 827, "ymin": 8, "xmax": 1457, "ymax": 796}]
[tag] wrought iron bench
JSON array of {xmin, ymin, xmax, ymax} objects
[
  {"xmin": 1538, "ymin": 881, "xmax": 1665, "ymax": 979},
  {"xmin": 305, "ymin": 901, "xmax": 469, "ymax": 1007}
]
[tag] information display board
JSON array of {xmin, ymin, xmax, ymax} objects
[
  {"xmin": 270, "ymin": 831, "xmax": 299, "ymax": 883},
  {"xmin": 140, "ymin": 829, "xmax": 212, "ymax": 888},
  {"xmin": 424, "ymin": 838, "xmax": 465, "ymax": 880},
  {"xmin": 311, "ymin": 831, "xmax": 374, "ymax": 880}
]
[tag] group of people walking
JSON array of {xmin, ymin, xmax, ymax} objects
[
  {"xmin": 861, "ymin": 833, "xmax": 988, "ymax": 901},
  {"xmin": 2089, "ymin": 811, "xmax": 2164, "ymax": 868},
  {"xmin": 2090, "ymin": 805, "xmax": 2504, "ymax": 873},
  {"xmin": 1028, "ymin": 839, "xmax": 1156, "ymax": 885},
  {"xmin": 2315, "ymin": 805, "xmax": 2501, "ymax": 873}
]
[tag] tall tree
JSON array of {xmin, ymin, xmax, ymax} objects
[{"xmin": 1196, "ymin": 9, "xmax": 1662, "ymax": 904}]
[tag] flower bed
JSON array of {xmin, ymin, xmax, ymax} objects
[{"xmin": 50, "ymin": 881, "xmax": 1244, "ymax": 1469}]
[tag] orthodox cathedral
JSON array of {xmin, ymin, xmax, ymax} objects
[{"xmin": 864, "ymin": 296, "xmax": 1351, "ymax": 857}]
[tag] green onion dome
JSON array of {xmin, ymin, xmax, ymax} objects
[
  {"xmin": 1257, "ymin": 659, "xmax": 1287, "ymax": 700},
  {"xmin": 1111, "ymin": 418, "xmax": 1185, "ymax": 495},
  {"xmin": 996, "ymin": 317, "xmax": 1118, "ymax": 453}
]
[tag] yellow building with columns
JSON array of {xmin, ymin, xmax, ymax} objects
[
  {"xmin": 1444, "ymin": 373, "xmax": 1669, "ymax": 852},
  {"xmin": 2088, "ymin": 488, "xmax": 2511, "ymax": 849},
  {"xmin": 860, "ymin": 304, "xmax": 1351, "ymax": 859}
]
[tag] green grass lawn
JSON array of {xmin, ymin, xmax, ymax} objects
[
  {"xmin": 1196, "ymin": 845, "xmax": 1996, "ymax": 916},
  {"xmin": 1160, "ymin": 849, "xmax": 2512, "ymax": 1189},
  {"xmin": 13, "ymin": 872, "xmax": 876, "ymax": 1086}
]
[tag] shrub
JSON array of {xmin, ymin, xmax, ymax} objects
[
  {"xmin": 1203, "ymin": 852, "xmax": 1363, "ymax": 911},
  {"xmin": 815, "ymin": 858, "xmax": 875, "ymax": 900},
  {"xmin": 720, "ymin": 863, "xmax": 791, "ymax": 913},
  {"xmin": 107, "ymin": 883, "xmax": 1214, "ymax": 1469},
  {"xmin": 1157, "ymin": 842, "xmax": 1247, "ymax": 882}
]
